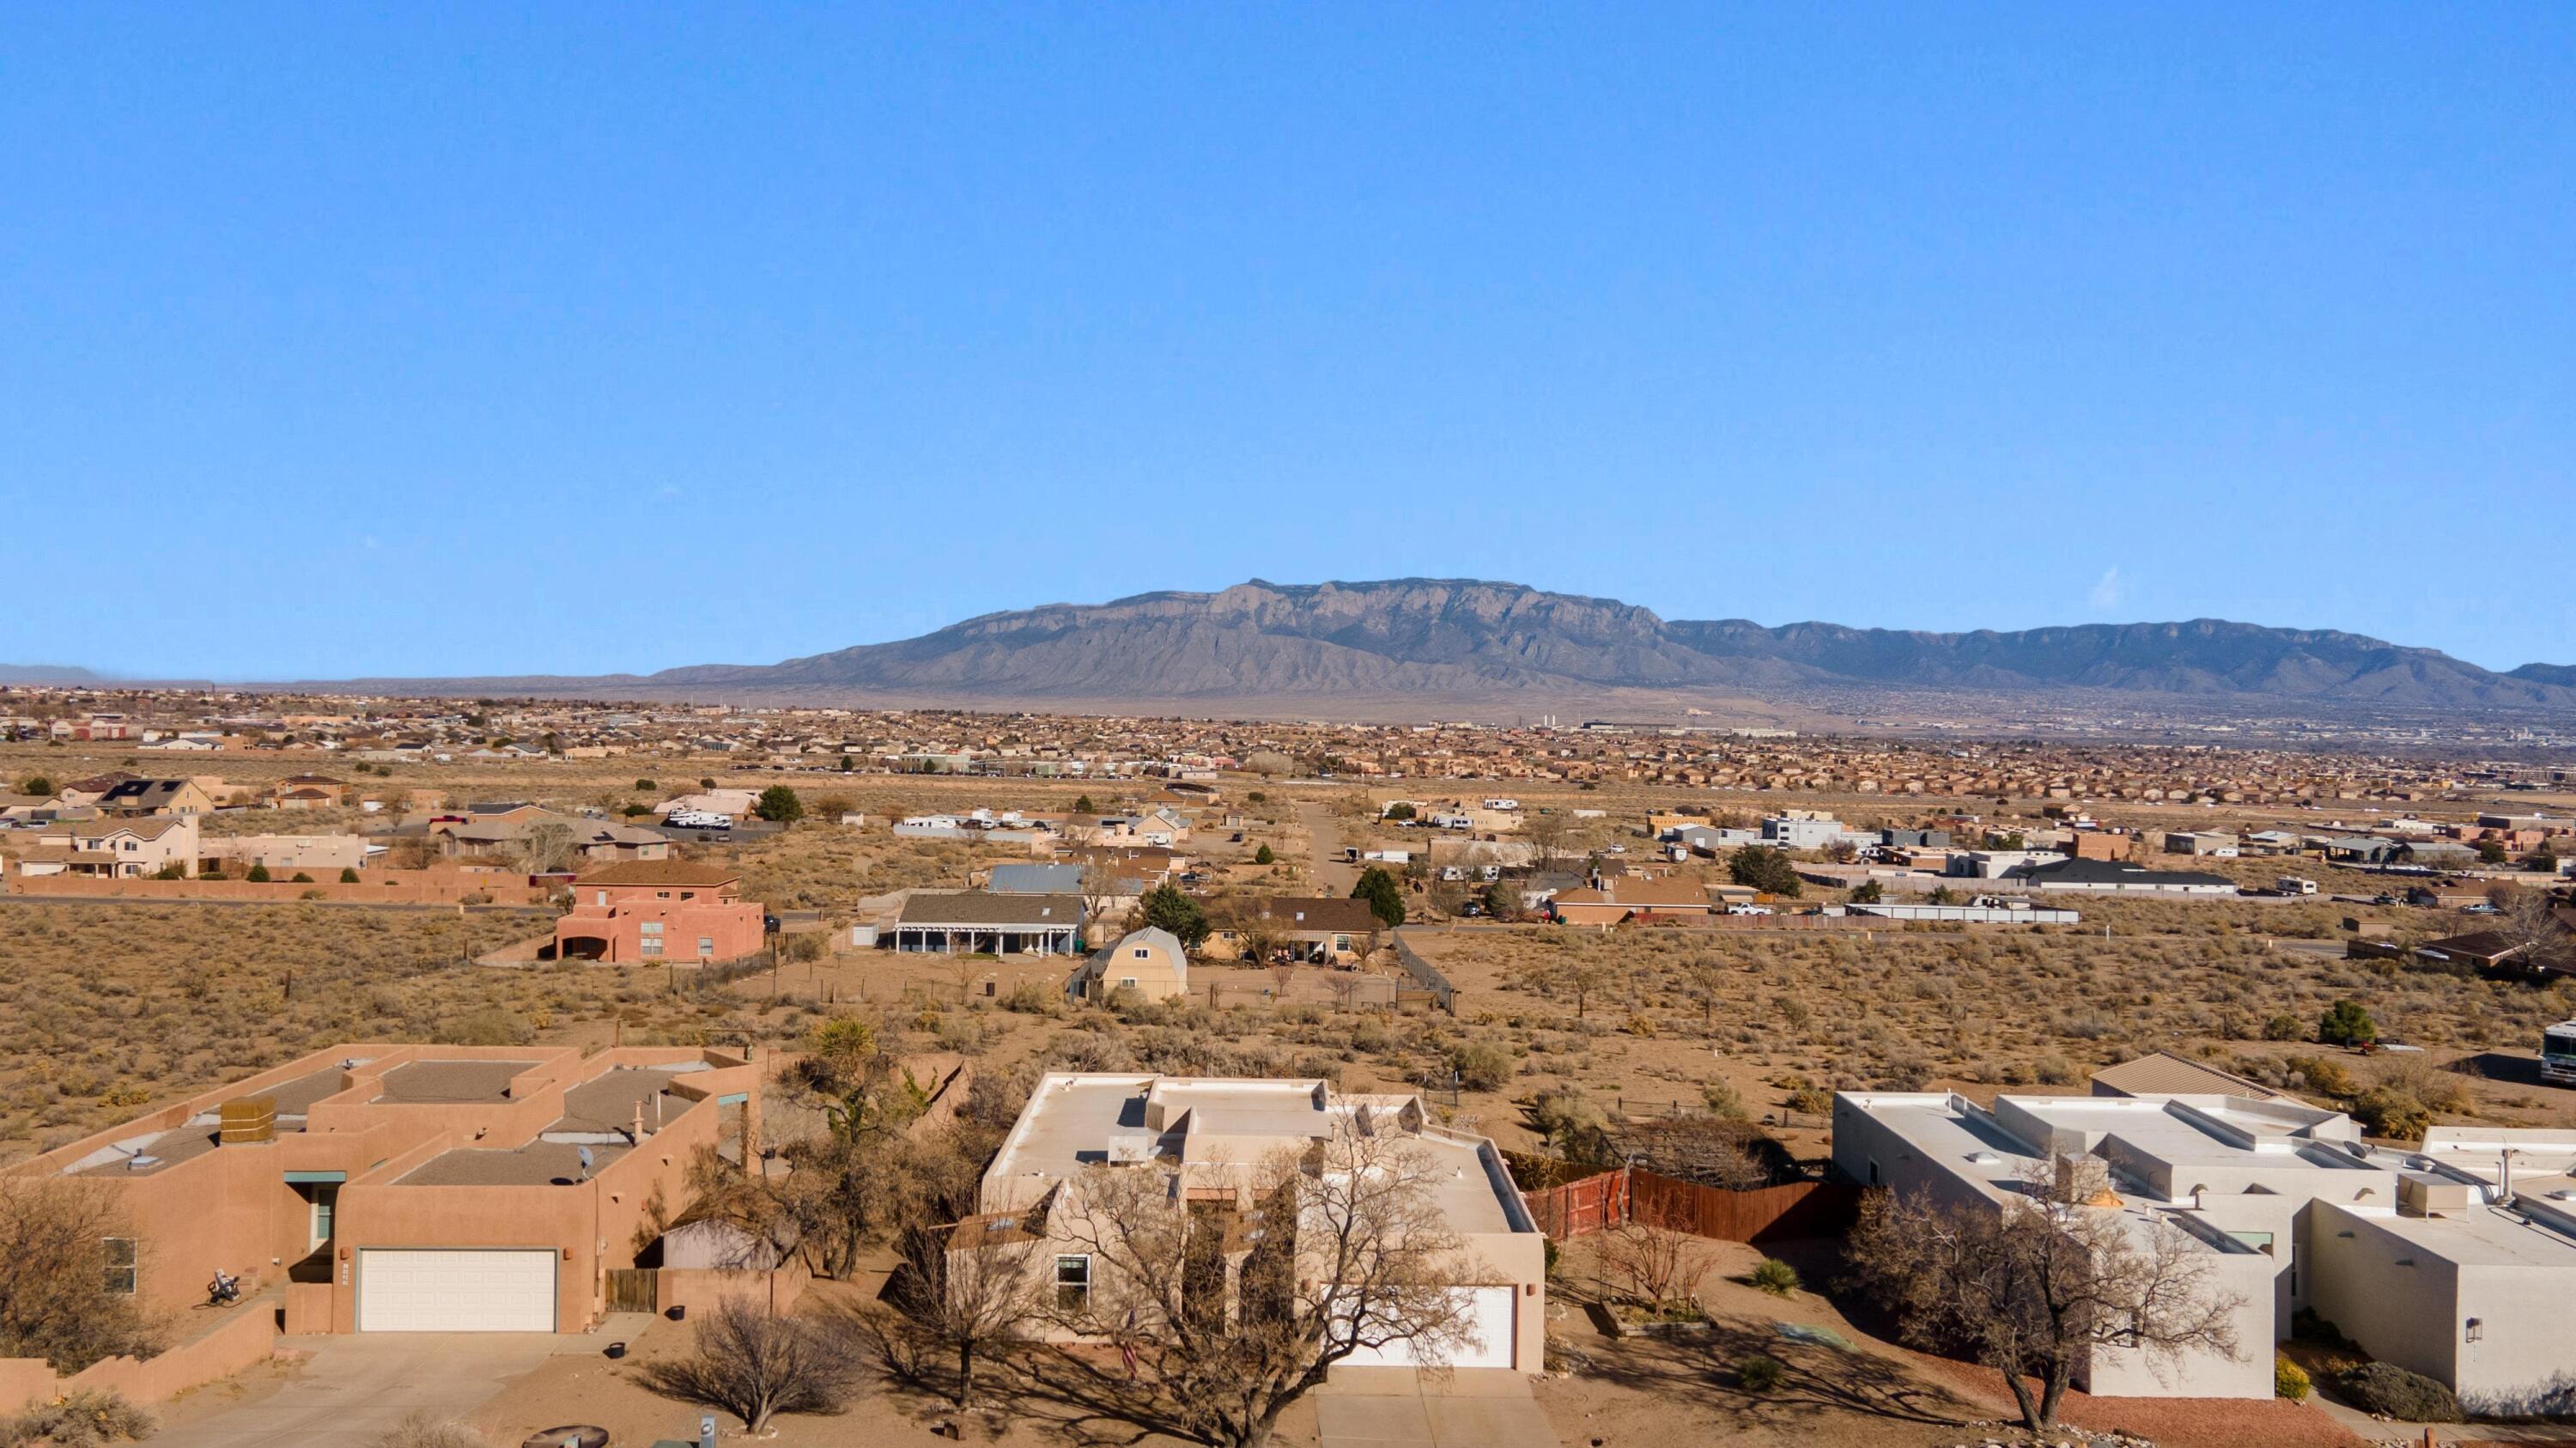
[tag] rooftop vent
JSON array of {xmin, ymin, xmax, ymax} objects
[{"xmin": 125, "ymin": 1155, "xmax": 161, "ymax": 1172}]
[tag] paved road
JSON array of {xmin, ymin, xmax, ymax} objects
[{"xmin": 154, "ymin": 1334, "xmax": 570, "ymax": 1448}]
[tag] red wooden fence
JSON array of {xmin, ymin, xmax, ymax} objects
[{"xmin": 1522, "ymin": 1167, "xmax": 1860, "ymax": 1244}]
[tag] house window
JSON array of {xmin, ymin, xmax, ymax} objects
[
  {"xmin": 310, "ymin": 1186, "xmax": 337, "ymax": 1249},
  {"xmin": 1334, "ymin": 935, "xmax": 1351, "ymax": 952},
  {"xmin": 596, "ymin": 891, "xmax": 609, "ymax": 907},
  {"xmin": 1054, "ymin": 1255, "xmax": 1091, "ymax": 1311},
  {"xmin": 1120, "ymin": 977, "xmax": 1138, "ymax": 990},
  {"xmin": 102, "ymin": 1238, "xmax": 137, "ymax": 1295},
  {"xmin": 656, "ymin": 891, "xmax": 671, "ymax": 900},
  {"xmin": 1132, "ymin": 947, "xmax": 1151, "ymax": 959},
  {"xmin": 698, "ymin": 937, "xmax": 714, "ymax": 958}
]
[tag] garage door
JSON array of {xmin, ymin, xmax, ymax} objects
[
  {"xmin": 1338, "ymin": 1287, "xmax": 1516, "ymax": 1370},
  {"xmin": 357, "ymin": 1249, "xmax": 556, "ymax": 1332}
]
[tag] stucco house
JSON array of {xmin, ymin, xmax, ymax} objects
[
  {"xmin": 551, "ymin": 861, "xmax": 765, "ymax": 964},
  {"xmin": 1834, "ymin": 1085, "xmax": 2576, "ymax": 1408},
  {"xmin": 17, "ymin": 815, "xmax": 200, "ymax": 878},
  {"xmin": 953, "ymin": 1074, "xmax": 1546, "ymax": 1372},
  {"xmin": 9, "ymin": 1043, "xmax": 761, "ymax": 1335}
]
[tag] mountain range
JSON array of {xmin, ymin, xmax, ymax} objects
[
  {"xmin": 12, "ymin": 579, "xmax": 2572, "ymax": 717},
  {"xmin": 307, "ymin": 579, "xmax": 2576, "ymax": 715}
]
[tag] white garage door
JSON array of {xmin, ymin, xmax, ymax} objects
[
  {"xmin": 357, "ymin": 1249, "xmax": 556, "ymax": 1332},
  {"xmin": 1339, "ymin": 1287, "xmax": 1516, "ymax": 1370}
]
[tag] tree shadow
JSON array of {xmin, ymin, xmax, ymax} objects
[{"xmin": 1572, "ymin": 1311, "xmax": 1972, "ymax": 1431}]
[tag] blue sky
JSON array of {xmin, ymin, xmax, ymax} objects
[{"xmin": 3, "ymin": 5, "xmax": 2569, "ymax": 679}]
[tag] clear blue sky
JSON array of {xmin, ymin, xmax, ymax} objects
[{"xmin": 3, "ymin": 5, "xmax": 2569, "ymax": 679}]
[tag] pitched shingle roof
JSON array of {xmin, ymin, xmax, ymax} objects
[{"xmin": 897, "ymin": 892, "xmax": 1084, "ymax": 927}]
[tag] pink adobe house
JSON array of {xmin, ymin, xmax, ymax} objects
[{"xmin": 552, "ymin": 861, "xmax": 766, "ymax": 964}]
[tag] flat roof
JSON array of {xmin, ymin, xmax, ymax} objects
[
  {"xmin": 374, "ymin": 1060, "xmax": 540, "ymax": 1104},
  {"xmin": 67, "ymin": 1064, "xmax": 352, "ymax": 1177},
  {"xmin": 987, "ymin": 1074, "xmax": 1526, "ymax": 1237},
  {"xmin": 551, "ymin": 1065, "xmax": 690, "ymax": 1136},
  {"xmin": 396, "ymin": 1139, "xmax": 629, "ymax": 1187}
]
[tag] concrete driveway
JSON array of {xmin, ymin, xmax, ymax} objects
[
  {"xmin": 154, "ymin": 1333, "xmax": 575, "ymax": 1448},
  {"xmin": 1315, "ymin": 1371, "xmax": 1560, "ymax": 1448}
]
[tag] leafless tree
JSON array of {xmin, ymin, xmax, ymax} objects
[
  {"xmin": 1517, "ymin": 955, "xmax": 1611, "ymax": 1019},
  {"xmin": 1598, "ymin": 1224, "xmax": 1712, "ymax": 1317},
  {"xmin": 0, "ymin": 1177, "xmax": 159, "ymax": 1371},
  {"xmin": 512, "ymin": 820, "xmax": 579, "ymax": 875},
  {"xmin": 640, "ymin": 1297, "xmax": 867, "ymax": 1433},
  {"xmin": 1844, "ymin": 1158, "xmax": 2243, "ymax": 1432},
  {"xmin": 2493, "ymin": 885, "xmax": 2574, "ymax": 974},
  {"xmin": 879, "ymin": 1217, "xmax": 1037, "ymax": 1407},
  {"xmin": 1524, "ymin": 810, "xmax": 1574, "ymax": 863},
  {"xmin": 1618, "ymin": 1116, "xmax": 1771, "ymax": 1191},
  {"xmin": 1030, "ymin": 1123, "xmax": 1485, "ymax": 1448}
]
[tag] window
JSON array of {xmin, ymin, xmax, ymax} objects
[
  {"xmin": 1054, "ymin": 1255, "xmax": 1091, "ymax": 1311},
  {"xmin": 310, "ymin": 1186, "xmax": 337, "ymax": 1248},
  {"xmin": 640, "ymin": 921, "xmax": 663, "ymax": 934},
  {"xmin": 1120, "ymin": 977, "xmax": 1138, "ymax": 990},
  {"xmin": 697, "ymin": 937, "xmax": 714, "ymax": 958},
  {"xmin": 102, "ymin": 1238, "xmax": 137, "ymax": 1295},
  {"xmin": 596, "ymin": 891, "xmax": 609, "ymax": 907},
  {"xmin": 1132, "ymin": 947, "xmax": 1151, "ymax": 959}
]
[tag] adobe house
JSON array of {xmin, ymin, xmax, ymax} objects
[
  {"xmin": 956, "ymin": 1074, "xmax": 1546, "ymax": 1372},
  {"xmin": 10, "ymin": 1043, "xmax": 762, "ymax": 1334},
  {"xmin": 552, "ymin": 861, "xmax": 765, "ymax": 964}
]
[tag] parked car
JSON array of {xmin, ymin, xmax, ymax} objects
[{"xmin": 1726, "ymin": 903, "xmax": 1772, "ymax": 916}]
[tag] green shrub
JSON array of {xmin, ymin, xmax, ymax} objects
[
  {"xmin": 2336, "ymin": 1362, "xmax": 2459, "ymax": 1421},
  {"xmin": 2263, "ymin": 1013, "xmax": 2304, "ymax": 1041},
  {"xmin": 340, "ymin": 867, "xmax": 362, "ymax": 883},
  {"xmin": 1737, "ymin": 1354, "xmax": 1785, "ymax": 1393},
  {"xmin": 2275, "ymin": 1354, "xmax": 2311, "ymax": 1401},
  {"xmin": 246, "ymin": 863, "xmax": 270, "ymax": 883},
  {"xmin": 2318, "ymin": 998, "xmax": 2377, "ymax": 1047},
  {"xmin": 290, "ymin": 872, "xmax": 313, "ymax": 883},
  {"xmin": 1749, "ymin": 1258, "xmax": 1799, "ymax": 1298},
  {"xmin": 2294, "ymin": 1056, "xmax": 2358, "ymax": 1098}
]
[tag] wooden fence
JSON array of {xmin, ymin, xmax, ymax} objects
[{"xmin": 1521, "ymin": 1167, "xmax": 1860, "ymax": 1244}]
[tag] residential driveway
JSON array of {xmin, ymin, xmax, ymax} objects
[
  {"xmin": 1315, "ymin": 1372, "xmax": 1559, "ymax": 1448},
  {"xmin": 155, "ymin": 1334, "xmax": 569, "ymax": 1448}
]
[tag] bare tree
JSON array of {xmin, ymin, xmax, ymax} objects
[
  {"xmin": 1598, "ymin": 1224, "xmax": 1712, "ymax": 1318},
  {"xmin": 2493, "ymin": 885, "xmax": 2574, "ymax": 974},
  {"xmin": 1524, "ymin": 810, "xmax": 1574, "ymax": 863},
  {"xmin": 0, "ymin": 1177, "xmax": 159, "ymax": 1371},
  {"xmin": 640, "ymin": 1297, "xmax": 867, "ymax": 1433},
  {"xmin": 513, "ymin": 820, "xmax": 578, "ymax": 875},
  {"xmin": 1844, "ymin": 1158, "xmax": 2244, "ymax": 1432},
  {"xmin": 1517, "ymin": 954, "xmax": 1611, "ymax": 1019},
  {"xmin": 1030, "ymin": 1123, "xmax": 1484, "ymax": 1448},
  {"xmin": 884, "ymin": 1218, "xmax": 1037, "ymax": 1407}
]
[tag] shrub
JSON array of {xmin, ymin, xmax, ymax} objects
[
  {"xmin": 2275, "ymin": 1354, "xmax": 2311, "ymax": 1402},
  {"xmin": 340, "ymin": 867, "xmax": 361, "ymax": 883},
  {"xmin": 2263, "ymin": 1013, "xmax": 2304, "ymax": 1041},
  {"xmin": 290, "ymin": 872, "xmax": 313, "ymax": 883},
  {"xmin": 1702, "ymin": 1080, "xmax": 1749, "ymax": 1119},
  {"xmin": 1737, "ymin": 1354, "xmax": 1785, "ymax": 1393},
  {"xmin": 2318, "ymin": 998, "xmax": 2377, "ymax": 1047},
  {"xmin": 378, "ymin": 1412, "xmax": 490, "ymax": 1447},
  {"xmin": 1451, "ymin": 1041, "xmax": 1520, "ymax": 1092},
  {"xmin": 1749, "ymin": 1257, "xmax": 1799, "ymax": 1298},
  {"xmin": 2, "ymin": 1390, "xmax": 155, "ymax": 1446},
  {"xmin": 2336, "ymin": 1362, "xmax": 2459, "ymax": 1421},
  {"xmin": 2294, "ymin": 1056, "xmax": 2358, "ymax": 1098},
  {"xmin": 246, "ymin": 863, "xmax": 271, "ymax": 883},
  {"xmin": 1253, "ymin": 844, "xmax": 1275, "ymax": 866},
  {"xmin": 754, "ymin": 785, "xmax": 804, "ymax": 824},
  {"xmin": 639, "ymin": 1299, "xmax": 866, "ymax": 1433}
]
